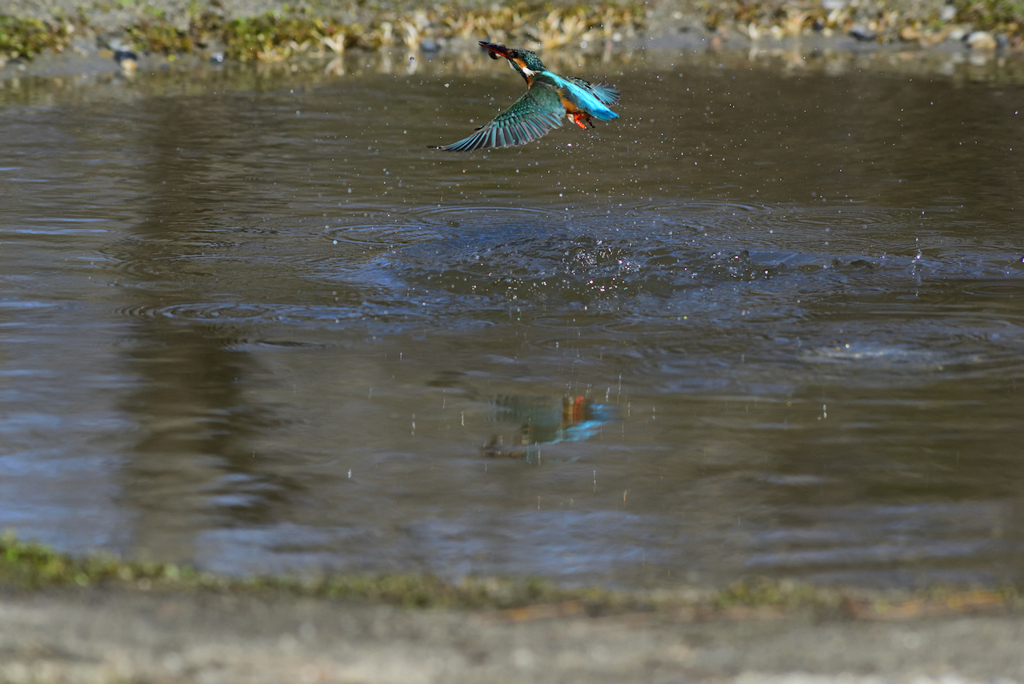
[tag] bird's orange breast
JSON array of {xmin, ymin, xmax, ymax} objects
[{"xmin": 558, "ymin": 94, "xmax": 581, "ymax": 113}]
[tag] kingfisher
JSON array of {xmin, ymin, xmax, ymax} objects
[{"xmin": 432, "ymin": 41, "xmax": 620, "ymax": 152}]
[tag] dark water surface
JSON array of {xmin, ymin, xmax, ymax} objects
[{"xmin": 2, "ymin": 48, "xmax": 1023, "ymax": 588}]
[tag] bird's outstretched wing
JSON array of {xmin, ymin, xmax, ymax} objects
[
  {"xmin": 433, "ymin": 84, "xmax": 565, "ymax": 152},
  {"xmin": 565, "ymin": 76, "xmax": 620, "ymax": 107},
  {"xmin": 588, "ymin": 82, "xmax": 620, "ymax": 107}
]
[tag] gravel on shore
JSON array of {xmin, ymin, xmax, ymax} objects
[{"xmin": 2, "ymin": 0, "xmax": 1022, "ymax": 68}]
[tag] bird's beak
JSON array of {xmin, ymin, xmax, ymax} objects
[{"xmin": 479, "ymin": 41, "xmax": 511, "ymax": 60}]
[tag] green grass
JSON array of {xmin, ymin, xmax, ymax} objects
[
  {"xmin": 0, "ymin": 531, "xmax": 616, "ymax": 609},
  {"xmin": 2, "ymin": 532, "xmax": 1021, "ymax": 620},
  {"xmin": 956, "ymin": 0, "xmax": 1024, "ymax": 27},
  {"xmin": 0, "ymin": 16, "xmax": 72, "ymax": 61}
]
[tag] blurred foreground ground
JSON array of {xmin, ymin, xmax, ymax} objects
[{"xmin": 2, "ymin": 586, "xmax": 1023, "ymax": 683}]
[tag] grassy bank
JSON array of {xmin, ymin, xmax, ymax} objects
[
  {"xmin": 1, "ymin": 0, "xmax": 1023, "ymax": 66},
  {"xmin": 2, "ymin": 532, "xmax": 1021, "ymax": 621}
]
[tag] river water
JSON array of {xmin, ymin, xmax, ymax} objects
[{"xmin": 2, "ymin": 46, "xmax": 1023, "ymax": 588}]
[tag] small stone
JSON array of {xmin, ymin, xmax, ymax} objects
[
  {"xmin": 113, "ymin": 48, "xmax": 137, "ymax": 64},
  {"xmin": 964, "ymin": 31, "xmax": 997, "ymax": 49},
  {"xmin": 849, "ymin": 26, "xmax": 878, "ymax": 41},
  {"xmin": 948, "ymin": 27, "xmax": 968, "ymax": 41},
  {"xmin": 113, "ymin": 49, "xmax": 138, "ymax": 76},
  {"xmin": 900, "ymin": 25, "xmax": 923, "ymax": 42}
]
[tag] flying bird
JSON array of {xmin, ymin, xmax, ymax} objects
[{"xmin": 432, "ymin": 41, "xmax": 620, "ymax": 152}]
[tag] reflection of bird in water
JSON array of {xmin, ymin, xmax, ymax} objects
[
  {"xmin": 482, "ymin": 395, "xmax": 616, "ymax": 460},
  {"xmin": 432, "ymin": 41, "xmax": 619, "ymax": 151},
  {"xmin": 481, "ymin": 426, "xmax": 533, "ymax": 460}
]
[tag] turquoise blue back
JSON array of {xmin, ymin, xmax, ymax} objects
[{"xmin": 536, "ymin": 73, "xmax": 620, "ymax": 121}]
